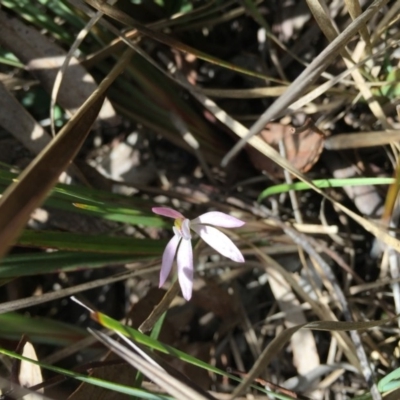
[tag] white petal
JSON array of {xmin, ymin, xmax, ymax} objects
[
  {"xmin": 192, "ymin": 212, "xmax": 245, "ymax": 228},
  {"xmin": 159, "ymin": 234, "xmax": 181, "ymax": 287},
  {"xmin": 180, "ymin": 218, "xmax": 191, "ymax": 240},
  {"xmin": 191, "ymin": 224, "xmax": 244, "ymax": 263},
  {"xmin": 152, "ymin": 207, "xmax": 184, "ymax": 219},
  {"xmin": 177, "ymin": 238, "xmax": 194, "ymax": 301}
]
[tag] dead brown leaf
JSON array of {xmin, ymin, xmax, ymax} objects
[
  {"xmin": 18, "ymin": 341, "xmax": 43, "ymax": 399},
  {"xmin": 9, "ymin": 336, "xmax": 44, "ymax": 400},
  {"xmin": 246, "ymin": 122, "xmax": 325, "ymax": 178}
]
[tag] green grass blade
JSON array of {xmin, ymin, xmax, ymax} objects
[
  {"xmin": 378, "ymin": 366, "xmax": 400, "ymax": 392},
  {"xmin": 36, "ymin": 0, "xmax": 87, "ymax": 30},
  {"xmin": 353, "ymin": 366, "xmax": 400, "ymax": 399},
  {"xmin": 70, "ymin": 203, "xmax": 166, "ymax": 226},
  {"xmin": 16, "ymin": 230, "xmax": 166, "ymax": 254},
  {"xmin": 0, "ymin": 48, "xmax": 24, "ymax": 67},
  {"xmin": 0, "ymin": 313, "xmax": 87, "ymax": 346},
  {"xmin": 0, "ymin": 169, "xmax": 166, "ymax": 228},
  {"xmin": 0, "ymin": 348, "xmax": 171, "ymax": 399},
  {"xmin": 134, "ymin": 311, "xmax": 168, "ymax": 389},
  {"xmin": 0, "ymin": 251, "xmax": 148, "ymax": 278},
  {"xmin": 93, "ymin": 311, "xmax": 225, "ymax": 375},
  {"xmin": 258, "ymin": 177, "xmax": 395, "ymax": 201},
  {"xmin": 91, "ymin": 311, "xmax": 299, "ymax": 399},
  {"xmin": 1, "ymin": 0, "xmax": 73, "ymax": 42}
]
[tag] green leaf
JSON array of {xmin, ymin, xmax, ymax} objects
[
  {"xmin": 378, "ymin": 366, "xmax": 400, "ymax": 392},
  {"xmin": 1, "ymin": 0, "xmax": 73, "ymax": 42},
  {"xmin": 93, "ymin": 311, "xmax": 224, "ymax": 375},
  {"xmin": 16, "ymin": 230, "xmax": 167, "ymax": 254},
  {"xmin": 90, "ymin": 311, "xmax": 297, "ymax": 399},
  {"xmin": 258, "ymin": 177, "xmax": 395, "ymax": 201},
  {"xmin": 0, "ymin": 313, "xmax": 87, "ymax": 346},
  {"xmin": 0, "ymin": 251, "xmax": 149, "ymax": 278},
  {"xmin": 0, "ymin": 169, "xmax": 167, "ymax": 228}
]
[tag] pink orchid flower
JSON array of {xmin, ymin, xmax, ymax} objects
[{"xmin": 152, "ymin": 207, "xmax": 245, "ymax": 300}]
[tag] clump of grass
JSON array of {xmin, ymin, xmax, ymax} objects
[{"xmin": 0, "ymin": 1, "xmax": 399, "ymax": 399}]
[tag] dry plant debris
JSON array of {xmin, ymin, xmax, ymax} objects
[{"xmin": 0, "ymin": 1, "xmax": 399, "ymax": 400}]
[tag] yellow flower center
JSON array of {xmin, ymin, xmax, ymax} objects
[{"xmin": 174, "ymin": 218, "xmax": 183, "ymax": 231}]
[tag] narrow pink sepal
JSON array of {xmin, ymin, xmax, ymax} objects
[
  {"xmin": 177, "ymin": 239, "xmax": 194, "ymax": 301},
  {"xmin": 191, "ymin": 224, "xmax": 244, "ymax": 263},
  {"xmin": 192, "ymin": 212, "xmax": 245, "ymax": 228},
  {"xmin": 159, "ymin": 234, "xmax": 181, "ymax": 287},
  {"xmin": 152, "ymin": 207, "xmax": 185, "ymax": 219}
]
